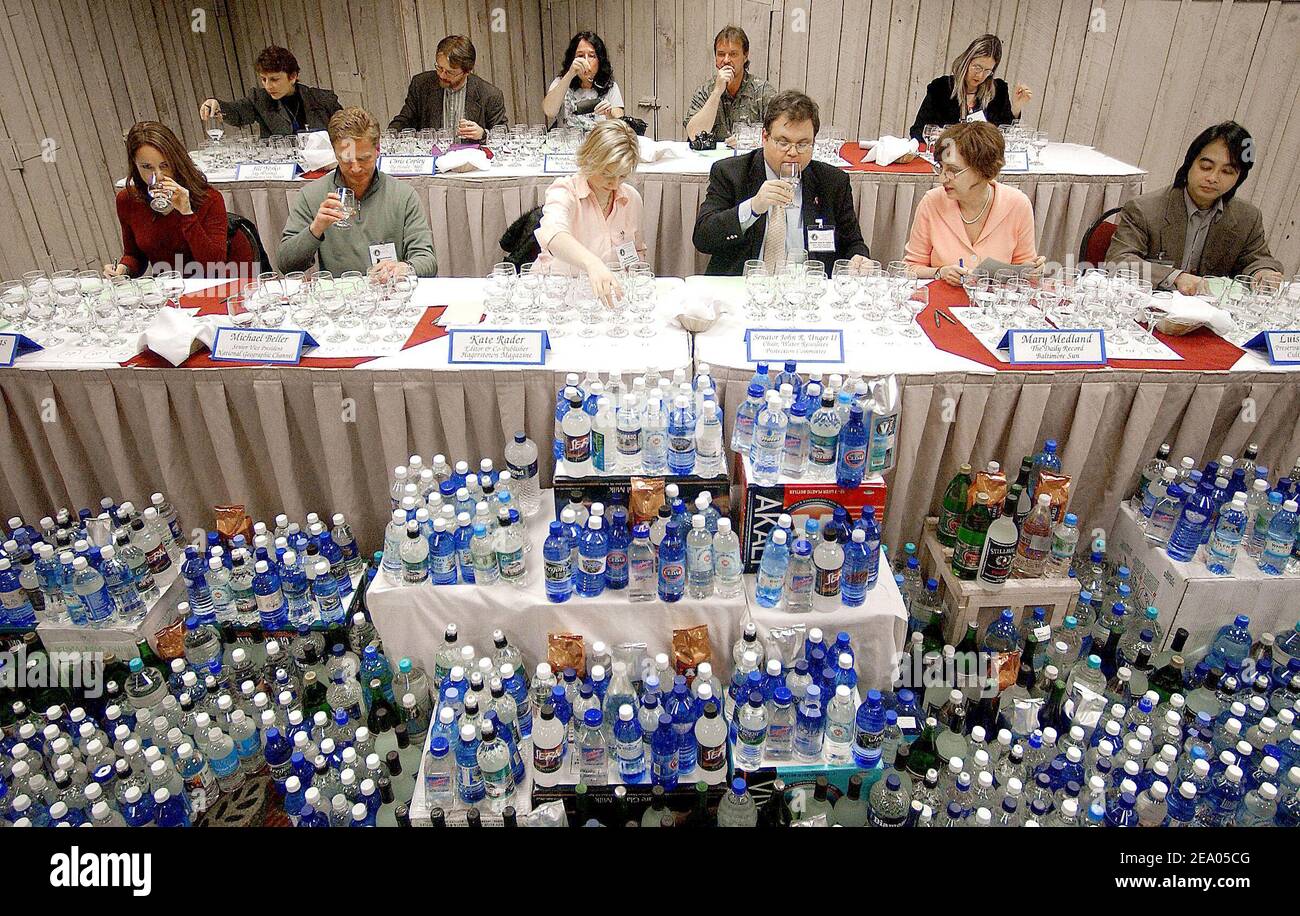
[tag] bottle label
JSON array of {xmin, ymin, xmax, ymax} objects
[
  {"xmin": 580, "ymin": 745, "xmax": 607, "ymax": 775},
  {"xmin": 592, "ymin": 430, "xmax": 608, "ymax": 470},
  {"xmin": 606, "ymin": 550, "xmax": 628, "ymax": 581},
  {"xmin": 544, "ymin": 558, "xmax": 571, "ymax": 583},
  {"xmin": 617, "ymin": 428, "xmax": 642, "ymax": 457},
  {"xmin": 1020, "ymin": 532, "xmax": 1051, "ymax": 560},
  {"xmin": 698, "ymin": 741, "xmax": 726, "ymax": 772},
  {"xmin": 579, "ymin": 555, "xmax": 607, "ymax": 577},
  {"xmin": 754, "ymin": 427, "xmax": 783, "ymax": 451},
  {"xmin": 669, "ymin": 434, "xmax": 694, "ymax": 456},
  {"xmin": 506, "ymin": 458, "xmax": 538, "ymax": 481},
  {"xmin": 185, "ymin": 767, "xmax": 215, "ymax": 814},
  {"xmin": 457, "ymin": 762, "xmax": 484, "ymax": 798},
  {"xmin": 659, "ymin": 562, "xmax": 685, "ymax": 585},
  {"xmin": 938, "ymin": 506, "xmax": 962, "ymax": 541},
  {"xmin": 0, "ymin": 589, "xmax": 30, "ymax": 612},
  {"xmin": 814, "ymin": 566, "xmax": 841, "ymax": 597},
  {"xmin": 954, "ymin": 541, "xmax": 982, "ymax": 575},
  {"xmin": 564, "ymin": 432, "xmax": 591, "ymax": 463},
  {"xmin": 839, "ymin": 447, "xmax": 866, "ymax": 471},
  {"xmin": 652, "ymin": 751, "xmax": 678, "ymax": 783},
  {"xmin": 789, "ymin": 570, "xmax": 813, "ymax": 594},
  {"xmin": 630, "ymin": 557, "xmax": 655, "ymax": 582},
  {"xmin": 424, "ymin": 768, "xmax": 452, "ymax": 797},
  {"xmin": 145, "ymin": 543, "xmax": 172, "ymax": 573},
  {"xmin": 826, "ymin": 721, "xmax": 852, "ymax": 745},
  {"xmin": 255, "ymin": 589, "xmax": 285, "ymax": 613},
  {"xmin": 809, "ymin": 432, "xmax": 838, "ymax": 465},
  {"xmin": 234, "ymin": 733, "xmax": 260, "ymax": 759},
  {"xmin": 498, "ymin": 548, "xmax": 525, "ymax": 580},
  {"xmin": 767, "ymin": 722, "xmax": 793, "ymax": 750},
  {"xmin": 429, "ymin": 553, "xmax": 456, "ymax": 577},
  {"xmin": 482, "ymin": 763, "xmax": 513, "ymax": 798},
  {"xmin": 867, "ymin": 807, "xmax": 907, "ymax": 827},
  {"xmin": 209, "ymin": 751, "xmax": 239, "ymax": 778},
  {"xmin": 978, "ymin": 536, "xmax": 1016, "ymax": 585},
  {"xmin": 644, "ymin": 431, "xmax": 666, "ymax": 454},
  {"xmin": 715, "ymin": 552, "xmax": 740, "ymax": 580},
  {"xmin": 402, "ymin": 559, "xmax": 428, "ymax": 584}
]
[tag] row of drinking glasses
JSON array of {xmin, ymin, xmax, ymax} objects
[
  {"xmin": 1214, "ymin": 273, "xmax": 1300, "ymax": 339},
  {"xmin": 380, "ymin": 129, "xmax": 447, "ymax": 156},
  {"xmin": 485, "ymin": 125, "xmax": 550, "ymax": 167},
  {"xmin": 195, "ymin": 135, "xmax": 300, "ymax": 171},
  {"xmin": 920, "ymin": 122, "xmax": 1049, "ymax": 165},
  {"xmin": 224, "ymin": 270, "xmax": 419, "ymax": 346},
  {"xmin": 481, "ymin": 260, "xmax": 658, "ymax": 339},
  {"xmin": 743, "ymin": 259, "xmax": 931, "ymax": 338},
  {"xmin": 0, "ymin": 270, "xmax": 184, "ymax": 347}
]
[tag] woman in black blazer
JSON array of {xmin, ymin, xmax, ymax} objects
[{"xmin": 908, "ymin": 34, "xmax": 1033, "ymax": 142}]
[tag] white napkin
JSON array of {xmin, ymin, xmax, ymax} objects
[
  {"xmin": 298, "ymin": 131, "xmax": 336, "ymax": 171},
  {"xmin": 673, "ymin": 297, "xmax": 722, "ymax": 333},
  {"xmin": 637, "ymin": 136, "xmax": 690, "ymax": 163},
  {"xmin": 1153, "ymin": 292, "xmax": 1235, "ymax": 337},
  {"xmin": 861, "ymin": 136, "xmax": 919, "ymax": 166},
  {"xmin": 436, "ymin": 148, "xmax": 491, "ymax": 173},
  {"xmin": 141, "ymin": 308, "xmax": 231, "ymax": 365}
]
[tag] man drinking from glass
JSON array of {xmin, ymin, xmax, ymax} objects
[{"xmin": 693, "ymin": 90, "xmax": 871, "ymax": 276}]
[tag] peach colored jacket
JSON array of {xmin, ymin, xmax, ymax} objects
[
  {"xmin": 904, "ymin": 180, "xmax": 1037, "ymax": 269},
  {"xmin": 534, "ymin": 173, "xmax": 647, "ymax": 275}
]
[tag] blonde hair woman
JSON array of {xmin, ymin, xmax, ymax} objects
[
  {"xmin": 534, "ymin": 119, "xmax": 646, "ymax": 306},
  {"xmin": 908, "ymin": 34, "xmax": 1032, "ymax": 142}
]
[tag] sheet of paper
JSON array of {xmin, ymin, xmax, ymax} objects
[{"xmin": 435, "ymin": 301, "xmax": 487, "ymax": 326}]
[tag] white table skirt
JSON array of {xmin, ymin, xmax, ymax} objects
[{"xmin": 365, "ymin": 490, "xmax": 907, "ymax": 691}]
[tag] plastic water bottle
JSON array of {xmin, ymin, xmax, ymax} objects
[
  {"xmin": 604, "ymin": 507, "xmax": 630, "ymax": 591},
  {"xmin": 860, "ymin": 505, "xmax": 881, "ymax": 589},
  {"xmin": 666, "ymin": 395, "xmax": 697, "ymax": 475},
  {"xmin": 428, "ymin": 518, "xmax": 458, "ymax": 585},
  {"xmin": 1145, "ymin": 483, "xmax": 1185, "ymax": 547},
  {"xmin": 1029, "ymin": 438, "xmax": 1062, "ymax": 498},
  {"xmin": 71, "ymin": 556, "xmax": 114, "ymax": 628},
  {"xmin": 725, "ymin": 383, "xmax": 760, "ymax": 454},
  {"xmin": 615, "ymin": 394, "xmax": 643, "ymax": 472},
  {"xmin": 1247, "ymin": 488, "xmax": 1282, "ymax": 558},
  {"xmin": 755, "ymin": 529, "xmax": 791, "ymax": 608},
  {"xmin": 561, "ymin": 388, "xmax": 592, "ymax": 474},
  {"xmin": 0, "ymin": 557, "xmax": 35, "ymax": 628},
  {"xmin": 642, "ymin": 395, "xmax": 669, "ymax": 474},
  {"xmin": 591, "ymin": 397, "xmax": 617, "ymax": 474},
  {"xmin": 657, "ymin": 520, "xmax": 686, "ymax": 603},
  {"xmin": 576, "ymin": 517, "xmax": 608, "ymax": 598},
  {"xmin": 695, "ymin": 401, "xmax": 724, "ymax": 477},
  {"xmin": 503, "ymin": 432, "xmax": 540, "ymax": 517},
  {"xmin": 686, "ymin": 515, "xmax": 714, "ymax": 598},
  {"xmin": 750, "ymin": 391, "xmax": 787, "ymax": 485},
  {"xmin": 553, "ymin": 373, "xmax": 581, "ymax": 460},
  {"xmin": 539, "ymin": 521, "xmax": 572, "ymax": 603},
  {"xmin": 1167, "ymin": 479, "xmax": 1216, "ymax": 562},
  {"xmin": 1259, "ymin": 499, "xmax": 1298, "ymax": 576},
  {"xmin": 852, "ymin": 689, "xmax": 886, "ymax": 767},
  {"xmin": 627, "ymin": 523, "xmax": 655, "ymax": 602},
  {"xmin": 841, "ymin": 528, "xmax": 870, "ymax": 606},
  {"xmin": 835, "ymin": 404, "xmax": 869, "ymax": 488},
  {"xmin": 380, "ymin": 509, "xmax": 406, "ymax": 584},
  {"xmin": 784, "ymin": 539, "xmax": 814, "ymax": 611},
  {"xmin": 713, "ymin": 518, "xmax": 743, "ymax": 599},
  {"xmin": 1043, "ymin": 513, "xmax": 1078, "ymax": 577},
  {"xmin": 1205, "ymin": 614, "xmax": 1253, "ymax": 671},
  {"xmin": 782, "ymin": 399, "xmax": 810, "ymax": 479},
  {"xmin": 733, "ymin": 692, "xmax": 768, "ymax": 770},
  {"xmin": 1204, "ymin": 493, "xmax": 1248, "ymax": 576},
  {"xmin": 774, "ymin": 360, "xmax": 802, "ymax": 400},
  {"xmin": 252, "ymin": 559, "xmax": 287, "ymax": 629}
]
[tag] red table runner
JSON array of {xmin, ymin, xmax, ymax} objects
[
  {"xmin": 918, "ymin": 279, "xmax": 1244, "ymax": 372},
  {"xmin": 838, "ymin": 142, "xmax": 936, "ymax": 174}
]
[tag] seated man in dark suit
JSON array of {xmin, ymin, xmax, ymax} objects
[
  {"xmin": 693, "ymin": 90, "xmax": 871, "ymax": 275},
  {"xmin": 199, "ymin": 46, "xmax": 341, "ymax": 138},
  {"xmin": 1106, "ymin": 121, "xmax": 1284, "ymax": 295},
  {"xmin": 388, "ymin": 35, "xmax": 508, "ymax": 140}
]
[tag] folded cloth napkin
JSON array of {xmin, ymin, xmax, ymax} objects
[
  {"xmin": 436, "ymin": 148, "xmax": 491, "ymax": 173},
  {"xmin": 673, "ymin": 296, "xmax": 721, "ymax": 333},
  {"xmin": 862, "ymin": 136, "xmax": 919, "ymax": 166},
  {"xmin": 637, "ymin": 136, "xmax": 690, "ymax": 162},
  {"xmin": 142, "ymin": 308, "xmax": 231, "ymax": 365},
  {"xmin": 1152, "ymin": 291, "xmax": 1235, "ymax": 337},
  {"xmin": 298, "ymin": 131, "xmax": 336, "ymax": 171}
]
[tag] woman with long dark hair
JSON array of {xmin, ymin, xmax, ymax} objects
[
  {"xmin": 104, "ymin": 121, "xmax": 228, "ymax": 278},
  {"xmin": 542, "ymin": 31, "xmax": 625, "ymax": 129},
  {"xmin": 908, "ymin": 34, "xmax": 1032, "ymax": 142}
]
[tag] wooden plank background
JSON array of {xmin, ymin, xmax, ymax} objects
[{"xmin": 1, "ymin": 0, "xmax": 1297, "ymax": 277}]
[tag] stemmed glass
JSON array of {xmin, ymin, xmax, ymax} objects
[
  {"xmin": 902, "ymin": 285, "xmax": 929, "ymax": 338},
  {"xmin": 803, "ymin": 260, "xmax": 827, "ymax": 320},
  {"xmin": 629, "ymin": 263, "xmax": 657, "ymax": 338},
  {"xmin": 1, "ymin": 280, "xmax": 27, "ymax": 334},
  {"xmin": 484, "ymin": 262, "xmax": 517, "ymax": 325},
  {"xmin": 517, "ymin": 262, "xmax": 545, "ymax": 325},
  {"xmin": 1030, "ymin": 130, "xmax": 1049, "ymax": 167},
  {"xmin": 541, "ymin": 271, "xmax": 571, "ymax": 337},
  {"xmin": 922, "ymin": 124, "xmax": 943, "ymax": 162},
  {"xmin": 831, "ymin": 259, "xmax": 858, "ymax": 321},
  {"xmin": 351, "ymin": 281, "xmax": 381, "ymax": 344},
  {"xmin": 743, "ymin": 260, "xmax": 772, "ymax": 319},
  {"xmin": 575, "ymin": 276, "xmax": 603, "ymax": 339},
  {"xmin": 81, "ymin": 274, "xmax": 116, "ymax": 345},
  {"xmin": 775, "ymin": 262, "xmax": 806, "ymax": 321}
]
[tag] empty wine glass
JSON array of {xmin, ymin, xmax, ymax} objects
[
  {"xmin": 743, "ymin": 260, "xmax": 771, "ymax": 318},
  {"xmin": 1, "ymin": 280, "xmax": 27, "ymax": 332},
  {"xmin": 831, "ymin": 259, "xmax": 858, "ymax": 321},
  {"xmin": 776, "ymin": 262, "xmax": 806, "ymax": 321},
  {"xmin": 803, "ymin": 260, "xmax": 827, "ymax": 320},
  {"xmin": 351, "ymin": 283, "xmax": 381, "ymax": 344},
  {"xmin": 902, "ymin": 285, "xmax": 929, "ymax": 338},
  {"xmin": 575, "ymin": 276, "xmax": 602, "ymax": 338}
]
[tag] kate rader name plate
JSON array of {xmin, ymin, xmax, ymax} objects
[{"xmin": 447, "ymin": 328, "xmax": 548, "ymax": 365}]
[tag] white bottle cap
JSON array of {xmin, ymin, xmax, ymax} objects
[
  {"xmin": 717, "ymin": 518, "xmax": 731, "ymax": 533},
  {"xmin": 692, "ymin": 515, "xmax": 705, "ymax": 529}
]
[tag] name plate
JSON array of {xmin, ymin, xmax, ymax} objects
[
  {"xmin": 1000, "ymin": 328, "xmax": 1106, "ymax": 365},
  {"xmin": 234, "ymin": 162, "xmax": 299, "ymax": 181},
  {"xmin": 745, "ymin": 328, "xmax": 845, "ymax": 363},
  {"xmin": 379, "ymin": 155, "xmax": 436, "ymax": 176},
  {"xmin": 1001, "ymin": 150, "xmax": 1030, "ymax": 172},
  {"xmin": 210, "ymin": 327, "xmax": 318, "ymax": 364},
  {"xmin": 543, "ymin": 154, "xmax": 578, "ymax": 174},
  {"xmin": 0, "ymin": 333, "xmax": 42, "ymax": 367},
  {"xmin": 1243, "ymin": 330, "xmax": 1300, "ymax": 365},
  {"xmin": 204, "ymin": 168, "xmax": 240, "ymax": 183},
  {"xmin": 447, "ymin": 329, "xmax": 548, "ymax": 365}
]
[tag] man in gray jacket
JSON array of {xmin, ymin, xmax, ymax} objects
[
  {"xmin": 279, "ymin": 107, "xmax": 437, "ymax": 278},
  {"xmin": 199, "ymin": 46, "xmax": 341, "ymax": 138}
]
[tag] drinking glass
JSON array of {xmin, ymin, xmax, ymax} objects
[
  {"xmin": 780, "ymin": 161, "xmax": 801, "ymax": 192},
  {"xmin": 0, "ymin": 280, "xmax": 27, "ymax": 331},
  {"xmin": 631, "ymin": 265, "xmax": 657, "ymax": 338},
  {"xmin": 922, "ymin": 124, "xmax": 943, "ymax": 161},
  {"xmin": 352, "ymin": 283, "xmax": 381, "ymax": 344},
  {"xmin": 831, "ymin": 259, "xmax": 857, "ymax": 321},
  {"xmin": 1030, "ymin": 130, "xmax": 1049, "ymax": 166},
  {"xmin": 743, "ymin": 260, "xmax": 770, "ymax": 318},
  {"xmin": 776, "ymin": 262, "xmax": 806, "ymax": 321},
  {"xmin": 542, "ymin": 272, "xmax": 571, "ymax": 338},
  {"xmin": 575, "ymin": 276, "xmax": 603, "ymax": 339},
  {"xmin": 803, "ymin": 260, "xmax": 827, "ymax": 319},
  {"xmin": 333, "ymin": 271, "xmax": 365, "ymax": 329},
  {"xmin": 335, "ymin": 188, "xmax": 357, "ymax": 229},
  {"xmin": 50, "ymin": 272, "xmax": 81, "ymax": 342}
]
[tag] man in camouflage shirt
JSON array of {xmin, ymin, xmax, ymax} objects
[{"xmin": 683, "ymin": 26, "xmax": 776, "ymax": 144}]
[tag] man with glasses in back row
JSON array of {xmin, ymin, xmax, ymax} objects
[
  {"xmin": 388, "ymin": 35, "xmax": 508, "ymax": 141},
  {"xmin": 693, "ymin": 90, "xmax": 871, "ymax": 275}
]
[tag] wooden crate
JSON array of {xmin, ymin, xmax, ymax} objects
[{"xmin": 919, "ymin": 518, "xmax": 1080, "ymax": 643}]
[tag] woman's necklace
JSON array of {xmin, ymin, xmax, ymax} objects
[{"xmin": 959, "ymin": 185, "xmax": 993, "ymax": 225}]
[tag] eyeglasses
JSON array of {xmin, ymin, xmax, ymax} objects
[
  {"xmin": 932, "ymin": 161, "xmax": 971, "ymax": 180},
  {"xmin": 969, "ymin": 63, "xmax": 995, "ymax": 76},
  {"xmin": 771, "ymin": 139, "xmax": 814, "ymax": 153}
]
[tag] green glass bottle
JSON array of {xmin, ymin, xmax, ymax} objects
[
  {"xmin": 937, "ymin": 464, "xmax": 973, "ymax": 548},
  {"xmin": 301, "ymin": 670, "xmax": 330, "ymax": 719},
  {"xmin": 952, "ymin": 492, "xmax": 993, "ymax": 580},
  {"xmin": 920, "ymin": 597, "xmax": 947, "ymax": 656},
  {"xmin": 135, "ymin": 637, "xmax": 168, "ymax": 679},
  {"xmin": 1148, "ymin": 654, "xmax": 1185, "ymax": 703},
  {"xmin": 905, "ymin": 716, "xmax": 940, "ymax": 780}
]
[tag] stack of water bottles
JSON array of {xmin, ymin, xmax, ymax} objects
[
  {"xmin": 750, "ymin": 506, "xmax": 884, "ymax": 610},
  {"xmin": 0, "ymin": 493, "xmax": 187, "ymax": 631},
  {"xmin": 732, "ymin": 361, "xmax": 889, "ymax": 488},
  {"xmin": 0, "ymin": 610, "xmax": 436, "ymax": 827},
  {"xmin": 1133, "ymin": 444, "xmax": 1300, "ymax": 577},
  {"xmin": 542, "ymin": 484, "xmax": 738, "ymax": 604},
  {"xmin": 380, "ymin": 445, "xmax": 543, "ymax": 590},
  {"xmin": 553, "ymin": 365, "xmax": 726, "ymax": 478}
]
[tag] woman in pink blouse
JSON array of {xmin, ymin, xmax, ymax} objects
[
  {"xmin": 904, "ymin": 120, "xmax": 1044, "ymax": 284},
  {"xmin": 534, "ymin": 119, "xmax": 646, "ymax": 307}
]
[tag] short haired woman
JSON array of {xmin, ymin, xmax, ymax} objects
[
  {"xmin": 543, "ymin": 31, "xmax": 625, "ymax": 129},
  {"xmin": 534, "ymin": 119, "xmax": 645, "ymax": 306},
  {"xmin": 904, "ymin": 121, "xmax": 1043, "ymax": 284},
  {"xmin": 104, "ymin": 121, "xmax": 228, "ymax": 278},
  {"xmin": 908, "ymin": 34, "xmax": 1032, "ymax": 142}
]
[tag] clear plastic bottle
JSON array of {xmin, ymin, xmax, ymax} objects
[
  {"xmin": 1043, "ymin": 512, "xmax": 1079, "ymax": 577},
  {"xmin": 750, "ymin": 391, "xmax": 787, "ymax": 486},
  {"xmin": 733, "ymin": 692, "xmax": 768, "ymax": 770},
  {"xmin": 717, "ymin": 777, "xmax": 757, "ymax": 827},
  {"xmin": 503, "ymin": 432, "xmax": 540, "ymax": 516},
  {"xmin": 576, "ymin": 709, "xmax": 608, "ymax": 786},
  {"xmin": 1204, "ymin": 492, "xmax": 1249, "ymax": 576},
  {"xmin": 782, "ymin": 538, "xmax": 814, "ymax": 611},
  {"xmin": 695, "ymin": 400, "xmax": 724, "ymax": 477},
  {"xmin": 712, "ymin": 519, "xmax": 743, "ymax": 598},
  {"xmin": 755, "ymin": 529, "xmax": 791, "ymax": 608},
  {"xmin": 782, "ymin": 399, "xmax": 810, "ymax": 478},
  {"xmin": 824, "ymin": 684, "xmax": 856, "ymax": 764},
  {"xmin": 627, "ymin": 523, "xmax": 656, "ymax": 601},
  {"xmin": 686, "ymin": 515, "xmax": 714, "ymax": 599},
  {"xmin": 1011, "ymin": 493, "xmax": 1054, "ymax": 578},
  {"xmin": 641, "ymin": 395, "xmax": 669, "ymax": 474},
  {"xmin": 812, "ymin": 526, "xmax": 844, "ymax": 611}
]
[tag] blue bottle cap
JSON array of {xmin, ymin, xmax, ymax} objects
[
  {"xmin": 946, "ymin": 802, "xmax": 963, "ymax": 819},
  {"xmin": 184, "ymin": 616, "xmax": 198, "ymax": 629},
  {"xmin": 1235, "ymin": 614, "xmax": 1250, "ymax": 627},
  {"xmin": 773, "ymin": 687, "xmax": 792, "ymax": 705},
  {"xmin": 428, "ymin": 736, "xmax": 449, "ymax": 757},
  {"xmin": 747, "ymin": 382, "xmax": 765, "ymax": 398},
  {"xmin": 885, "ymin": 773, "xmax": 901, "ymax": 791},
  {"xmin": 550, "ymin": 685, "xmax": 566, "ymax": 700},
  {"xmin": 731, "ymin": 777, "xmax": 747, "ymax": 795},
  {"xmin": 658, "ymin": 712, "xmax": 673, "ymax": 728},
  {"xmin": 583, "ymin": 709, "xmax": 602, "ymax": 727},
  {"xmin": 1001, "ymin": 609, "xmax": 1014, "ymax": 622},
  {"xmin": 748, "ymin": 692, "xmax": 763, "ymax": 707},
  {"xmin": 898, "ymin": 689, "xmax": 914, "ymax": 704}
]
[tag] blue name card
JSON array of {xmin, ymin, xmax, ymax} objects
[
  {"xmin": 1243, "ymin": 330, "xmax": 1300, "ymax": 365},
  {"xmin": 542, "ymin": 154, "xmax": 578, "ymax": 174},
  {"xmin": 210, "ymin": 327, "xmax": 318, "ymax": 364},
  {"xmin": 0, "ymin": 333, "xmax": 43, "ymax": 367},
  {"xmin": 1001, "ymin": 150, "xmax": 1030, "ymax": 172},
  {"xmin": 447, "ymin": 329, "xmax": 549, "ymax": 365},
  {"xmin": 745, "ymin": 328, "xmax": 845, "ymax": 363},
  {"xmin": 999, "ymin": 328, "xmax": 1107, "ymax": 365},
  {"xmin": 379, "ymin": 155, "xmax": 436, "ymax": 176}
]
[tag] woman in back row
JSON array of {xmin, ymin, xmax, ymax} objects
[
  {"xmin": 543, "ymin": 31, "xmax": 625, "ymax": 130},
  {"xmin": 909, "ymin": 34, "xmax": 1032, "ymax": 142}
]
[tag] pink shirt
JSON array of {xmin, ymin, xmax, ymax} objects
[
  {"xmin": 904, "ymin": 181, "xmax": 1037, "ymax": 269},
  {"xmin": 534, "ymin": 174, "xmax": 646, "ymax": 274}
]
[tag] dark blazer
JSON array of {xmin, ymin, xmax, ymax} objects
[
  {"xmin": 1105, "ymin": 185, "xmax": 1284, "ymax": 288},
  {"xmin": 388, "ymin": 72, "xmax": 508, "ymax": 133},
  {"xmin": 908, "ymin": 76, "xmax": 1015, "ymax": 142},
  {"xmin": 693, "ymin": 148, "xmax": 870, "ymax": 276},
  {"xmin": 218, "ymin": 84, "xmax": 342, "ymax": 139}
]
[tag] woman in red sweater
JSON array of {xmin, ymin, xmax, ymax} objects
[{"xmin": 104, "ymin": 121, "xmax": 229, "ymax": 278}]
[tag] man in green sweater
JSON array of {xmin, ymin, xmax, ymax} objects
[{"xmin": 279, "ymin": 107, "xmax": 438, "ymax": 278}]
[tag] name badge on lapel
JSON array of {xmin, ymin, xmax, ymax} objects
[
  {"xmin": 805, "ymin": 218, "xmax": 836, "ymax": 253},
  {"xmin": 369, "ymin": 242, "xmax": 398, "ymax": 266},
  {"xmin": 615, "ymin": 239, "xmax": 639, "ymax": 267}
]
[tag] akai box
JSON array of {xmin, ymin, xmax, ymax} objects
[
  {"xmin": 736, "ymin": 453, "xmax": 887, "ymax": 573},
  {"xmin": 552, "ymin": 463, "xmax": 730, "ymax": 527}
]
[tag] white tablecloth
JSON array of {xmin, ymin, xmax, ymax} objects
[{"xmin": 365, "ymin": 491, "xmax": 908, "ymax": 691}]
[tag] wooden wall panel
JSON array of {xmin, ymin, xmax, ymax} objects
[{"xmin": 2, "ymin": 0, "xmax": 1299, "ymax": 275}]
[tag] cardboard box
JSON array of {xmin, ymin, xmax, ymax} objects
[
  {"xmin": 36, "ymin": 566, "xmax": 184, "ymax": 658},
  {"xmin": 551, "ymin": 467, "xmax": 730, "ymax": 527},
  {"xmin": 735, "ymin": 453, "xmax": 887, "ymax": 573}
]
